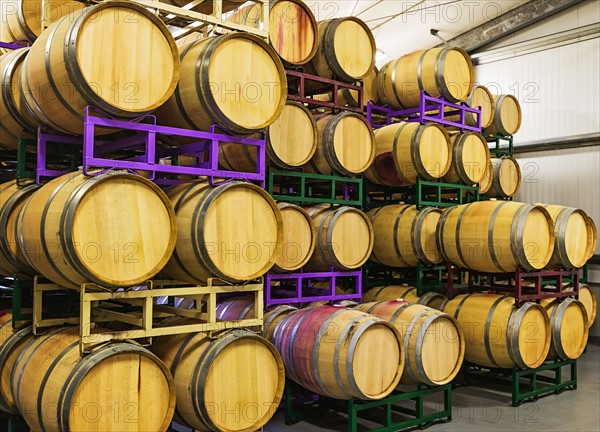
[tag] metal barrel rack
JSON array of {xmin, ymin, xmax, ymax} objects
[
  {"xmin": 486, "ymin": 134, "xmax": 514, "ymax": 157},
  {"xmin": 265, "ymin": 269, "xmax": 362, "ymax": 307},
  {"xmin": 363, "ymin": 263, "xmax": 456, "ymax": 296},
  {"xmin": 283, "ymin": 379, "xmax": 452, "ymax": 432}
]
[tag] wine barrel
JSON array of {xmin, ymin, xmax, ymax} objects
[
  {"xmin": 539, "ymin": 204, "xmax": 596, "ymax": 269},
  {"xmin": 17, "ymin": 171, "xmax": 177, "ymax": 289},
  {"xmin": 355, "ymin": 301, "xmax": 464, "ymax": 386},
  {"xmin": 306, "ymin": 205, "xmax": 373, "ymax": 271},
  {"xmin": 339, "ymin": 67, "xmax": 380, "ymax": 107},
  {"xmin": 483, "ymin": 156, "xmax": 522, "ymax": 198},
  {"xmin": 162, "ymin": 181, "xmax": 282, "ymax": 283},
  {"xmin": 0, "ymin": 0, "xmax": 84, "ymax": 43},
  {"xmin": 478, "ymin": 159, "xmax": 494, "ymax": 195},
  {"xmin": 442, "ymin": 293, "xmax": 551, "ymax": 369},
  {"xmin": 157, "ymin": 32, "xmax": 287, "ymax": 135},
  {"xmin": 437, "ymin": 201, "xmax": 555, "ymax": 272},
  {"xmin": 442, "ymin": 132, "xmax": 490, "ymax": 185},
  {"xmin": 587, "ymin": 214, "xmax": 598, "ymax": 259},
  {"xmin": 540, "ymin": 298, "xmax": 588, "ymax": 360},
  {"xmin": 0, "ymin": 321, "xmax": 33, "ymax": 413},
  {"xmin": 363, "ymin": 285, "xmax": 446, "ymax": 309},
  {"xmin": 152, "ymin": 329, "xmax": 284, "ymax": 432},
  {"xmin": 20, "ymin": 1, "xmax": 180, "ymax": 135},
  {"xmin": 271, "ymin": 306, "xmax": 403, "ymax": 400},
  {"xmin": 367, "ymin": 205, "xmax": 442, "ymax": 267},
  {"xmin": 305, "ymin": 17, "xmax": 376, "ymax": 83},
  {"xmin": 216, "ymin": 296, "xmax": 256, "ymax": 321},
  {"xmin": 0, "ymin": 48, "xmax": 38, "ymax": 149},
  {"xmin": 0, "ymin": 180, "xmax": 40, "ymax": 276},
  {"xmin": 263, "ymin": 305, "xmax": 297, "ymax": 342},
  {"xmin": 377, "ymin": 48, "xmax": 474, "ymax": 109},
  {"xmin": 13, "ymin": 327, "xmax": 175, "ymax": 431},
  {"xmin": 306, "ymin": 112, "xmax": 375, "ymax": 176},
  {"xmin": 227, "ymin": 0, "xmax": 318, "ymax": 66},
  {"xmin": 219, "ymin": 102, "xmax": 318, "ymax": 171},
  {"xmin": 446, "ymin": 85, "xmax": 495, "ymax": 129},
  {"xmin": 483, "ymin": 94, "xmax": 522, "ymax": 136},
  {"xmin": 273, "ymin": 203, "xmax": 316, "ymax": 272},
  {"xmin": 567, "ymin": 284, "xmax": 597, "ymax": 328},
  {"xmin": 364, "ymin": 122, "xmax": 452, "ymax": 186}
]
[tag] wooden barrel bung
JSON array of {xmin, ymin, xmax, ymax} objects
[
  {"xmin": 262, "ymin": 305, "xmax": 297, "ymax": 342},
  {"xmin": 442, "ymin": 293, "xmax": 551, "ymax": 369},
  {"xmin": 227, "ymin": 0, "xmax": 318, "ymax": 66},
  {"xmin": 306, "ymin": 205, "xmax": 374, "ymax": 271},
  {"xmin": 0, "ymin": 48, "xmax": 38, "ymax": 149},
  {"xmin": 539, "ymin": 204, "xmax": 596, "ymax": 269},
  {"xmin": 306, "ymin": 17, "xmax": 376, "ymax": 83},
  {"xmin": 540, "ymin": 298, "xmax": 588, "ymax": 360},
  {"xmin": 271, "ymin": 306, "xmax": 403, "ymax": 400},
  {"xmin": 437, "ymin": 201, "xmax": 555, "ymax": 273},
  {"xmin": 0, "ymin": 180, "xmax": 40, "ymax": 276},
  {"xmin": 162, "ymin": 181, "xmax": 283, "ymax": 284},
  {"xmin": 20, "ymin": 1, "xmax": 179, "ymax": 136},
  {"xmin": 0, "ymin": 0, "xmax": 84, "ymax": 43},
  {"xmin": 272, "ymin": 203, "xmax": 316, "ymax": 272},
  {"xmin": 220, "ymin": 102, "xmax": 318, "ymax": 171},
  {"xmin": 443, "ymin": 132, "xmax": 491, "ymax": 185},
  {"xmin": 483, "ymin": 94, "xmax": 522, "ymax": 136},
  {"xmin": 17, "ymin": 171, "xmax": 177, "ymax": 289},
  {"xmin": 364, "ymin": 122, "xmax": 452, "ymax": 186},
  {"xmin": 152, "ymin": 329, "xmax": 284, "ymax": 432},
  {"xmin": 12, "ymin": 327, "xmax": 175, "ymax": 431},
  {"xmin": 367, "ymin": 205, "xmax": 443, "ymax": 267},
  {"xmin": 157, "ymin": 32, "xmax": 287, "ymax": 135},
  {"xmin": 377, "ymin": 47, "xmax": 474, "ymax": 109},
  {"xmin": 362, "ymin": 285, "xmax": 446, "ymax": 309},
  {"xmin": 216, "ymin": 296, "xmax": 256, "ymax": 321},
  {"xmin": 483, "ymin": 156, "xmax": 522, "ymax": 198},
  {"xmin": 0, "ymin": 321, "xmax": 33, "ymax": 414},
  {"xmin": 307, "ymin": 112, "xmax": 375, "ymax": 176},
  {"xmin": 355, "ymin": 301, "xmax": 465, "ymax": 386}
]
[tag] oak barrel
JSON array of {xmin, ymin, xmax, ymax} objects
[
  {"xmin": 157, "ymin": 32, "xmax": 287, "ymax": 135},
  {"xmin": 355, "ymin": 301, "xmax": 464, "ymax": 386},
  {"xmin": 0, "ymin": 0, "xmax": 84, "ymax": 43},
  {"xmin": 540, "ymin": 298, "xmax": 588, "ymax": 360},
  {"xmin": 442, "ymin": 293, "xmax": 551, "ymax": 369},
  {"xmin": 273, "ymin": 203, "xmax": 316, "ymax": 272},
  {"xmin": 437, "ymin": 201, "xmax": 555, "ymax": 273},
  {"xmin": 219, "ymin": 102, "xmax": 318, "ymax": 171},
  {"xmin": 540, "ymin": 204, "xmax": 596, "ymax": 269},
  {"xmin": 152, "ymin": 329, "xmax": 284, "ymax": 432},
  {"xmin": 306, "ymin": 17, "xmax": 376, "ymax": 83},
  {"xmin": 483, "ymin": 156, "xmax": 522, "ymax": 198},
  {"xmin": 20, "ymin": 1, "xmax": 180, "ymax": 135},
  {"xmin": 271, "ymin": 306, "xmax": 403, "ymax": 400},
  {"xmin": 0, "ymin": 48, "xmax": 38, "ymax": 149},
  {"xmin": 216, "ymin": 297, "xmax": 256, "ymax": 321},
  {"xmin": 367, "ymin": 205, "xmax": 443, "ymax": 267},
  {"xmin": 162, "ymin": 181, "xmax": 283, "ymax": 283},
  {"xmin": 0, "ymin": 180, "xmax": 40, "ymax": 276},
  {"xmin": 364, "ymin": 122, "xmax": 452, "ymax": 186},
  {"xmin": 17, "ymin": 171, "xmax": 177, "ymax": 289},
  {"xmin": 339, "ymin": 67, "xmax": 380, "ymax": 107},
  {"xmin": 0, "ymin": 321, "xmax": 33, "ymax": 413},
  {"xmin": 478, "ymin": 158, "xmax": 494, "ymax": 195},
  {"xmin": 483, "ymin": 94, "xmax": 522, "ymax": 136},
  {"xmin": 306, "ymin": 112, "xmax": 375, "ymax": 176},
  {"xmin": 306, "ymin": 205, "xmax": 374, "ymax": 271},
  {"xmin": 442, "ymin": 132, "xmax": 490, "ymax": 185},
  {"xmin": 446, "ymin": 85, "xmax": 495, "ymax": 129},
  {"xmin": 13, "ymin": 328, "xmax": 175, "ymax": 431},
  {"xmin": 568, "ymin": 284, "xmax": 597, "ymax": 328},
  {"xmin": 363, "ymin": 285, "xmax": 446, "ymax": 309},
  {"xmin": 227, "ymin": 0, "xmax": 318, "ymax": 66},
  {"xmin": 377, "ymin": 48, "xmax": 474, "ymax": 109},
  {"xmin": 263, "ymin": 305, "xmax": 297, "ymax": 342}
]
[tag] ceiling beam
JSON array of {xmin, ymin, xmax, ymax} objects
[{"xmin": 439, "ymin": 0, "xmax": 586, "ymax": 53}]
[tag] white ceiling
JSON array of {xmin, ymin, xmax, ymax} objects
[{"xmin": 304, "ymin": 0, "xmax": 530, "ymax": 66}]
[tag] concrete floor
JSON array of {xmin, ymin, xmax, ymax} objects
[{"xmin": 264, "ymin": 343, "xmax": 600, "ymax": 432}]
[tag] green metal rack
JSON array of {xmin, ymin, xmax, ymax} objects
[
  {"xmin": 459, "ymin": 358, "xmax": 577, "ymax": 407},
  {"xmin": 486, "ymin": 134, "xmax": 514, "ymax": 157},
  {"xmin": 284, "ymin": 380, "xmax": 452, "ymax": 432},
  {"xmin": 266, "ymin": 168, "xmax": 363, "ymax": 206},
  {"xmin": 363, "ymin": 263, "xmax": 452, "ymax": 295}
]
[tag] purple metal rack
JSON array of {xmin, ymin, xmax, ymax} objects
[
  {"xmin": 265, "ymin": 268, "xmax": 362, "ymax": 307},
  {"xmin": 286, "ymin": 70, "xmax": 364, "ymax": 114},
  {"xmin": 35, "ymin": 106, "xmax": 267, "ymax": 186},
  {"xmin": 0, "ymin": 40, "xmax": 29, "ymax": 50},
  {"xmin": 366, "ymin": 91, "xmax": 482, "ymax": 132}
]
